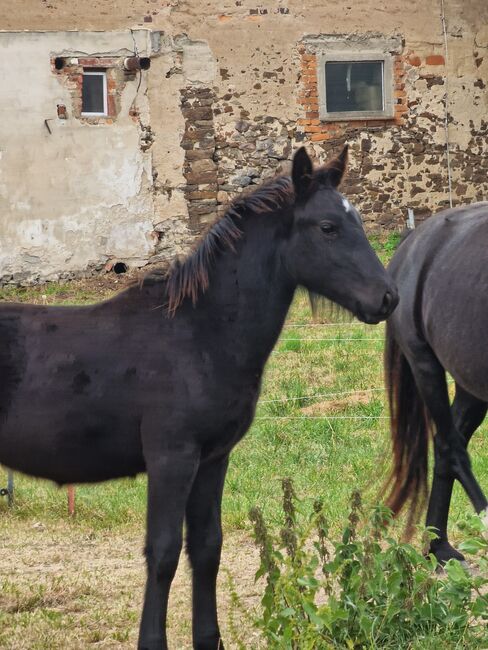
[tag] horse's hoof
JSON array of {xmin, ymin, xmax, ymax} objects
[
  {"xmin": 482, "ymin": 508, "xmax": 488, "ymax": 541},
  {"xmin": 430, "ymin": 540, "xmax": 466, "ymax": 565}
]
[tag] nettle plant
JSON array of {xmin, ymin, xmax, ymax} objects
[{"xmin": 248, "ymin": 480, "xmax": 488, "ymax": 650}]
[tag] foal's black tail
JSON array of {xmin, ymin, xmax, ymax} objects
[{"xmin": 384, "ymin": 321, "xmax": 433, "ymax": 536}]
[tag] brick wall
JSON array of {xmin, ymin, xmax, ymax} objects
[{"xmin": 180, "ymin": 87, "xmax": 219, "ymax": 232}]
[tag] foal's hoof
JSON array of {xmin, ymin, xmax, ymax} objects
[
  {"xmin": 194, "ymin": 635, "xmax": 225, "ymax": 650},
  {"xmin": 430, "ymin": 540, "xmax": 465, "ymax": 565},
  {"xmin": 138, "ymin": 640, "xmax": 168, "ymax": 650}
]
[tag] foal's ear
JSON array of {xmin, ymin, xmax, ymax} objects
[
  {"xmin": 324, "ymin": 144, "xmax": 348, "ymax": 188},
  {"xmin": 292, "ymin": 147, "xmax": 314, "ymax": 201}
]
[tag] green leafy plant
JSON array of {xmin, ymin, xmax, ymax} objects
[{"xmin": 249, "ymin": 481, "xmax": 488, "ymax": 649}]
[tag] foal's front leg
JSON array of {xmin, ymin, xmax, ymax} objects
[
  {"xmin": 186, "ymin": 454, "xmax": 229, "ymax": 650},
  {"xmin": 139, "ymin": 447, "xmax": 200, "ymax": 650}
]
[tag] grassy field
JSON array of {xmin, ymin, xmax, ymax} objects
[{"xmin": 1, "ymin": 243, "xmax": 487, "ymax": 648}]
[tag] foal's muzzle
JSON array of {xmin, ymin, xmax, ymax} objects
[{"xmin": 356, "ymin": 286, "xmax": 399, "ymax": 324}]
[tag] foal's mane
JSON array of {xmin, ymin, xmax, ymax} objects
[{"xmin": 164, "ymin": 175, "xmax": 294, "ymax": 314}]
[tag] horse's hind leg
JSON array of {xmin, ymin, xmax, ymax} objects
[
  {"xmin": 186, "ymin": 454, "xmax": 229, "ymax": 650},
  {"xmin": 408, "ymin": 346, "xmax": 488, "ymax": 532},
  {"xmin": 138, "ymin": 447, "xmax": 200, "ymax": 650},
  {"xmin": 427, "ymin": 384, "xmax": 487, "ymax": 562}
]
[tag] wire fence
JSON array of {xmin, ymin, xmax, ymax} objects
[
  {"xmin": 261, "ymin": 320, "xmax": 457, "ymax": 423},
  {"xmin": 274, "ymin": 321, "xmax": 385, "ymax": 353},
  {"xmin": 278, "ymin": 338, "xmax": 384, "ymax": 342},
  {"xmin": 285, "ymin": 322, "xmax": 379, "ymax": 327},
  {"xmin": 256, "ymin": 416, "xmax": 389, "ymax": 420},
  {"xmin": 261, "ymin": 319, "xmax": 388, "ymax": 421},
  {"xmin": 259, "ymin": 387, "xmax": 386, "ymax": 404}
]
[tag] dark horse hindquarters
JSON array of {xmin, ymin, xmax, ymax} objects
[
  {"xmin": 0, "ymin": 147, "xmax": 397, "ymax": 650},
  {"xmin": 0, "ymin": 299, "xmax": 155, "ymax": 484},
  {"xmin": 385, "ymin": 202, "xmax": 488, "ymax": 562}
]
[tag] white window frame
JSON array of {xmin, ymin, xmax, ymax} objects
[
  {"xmin": 317, "ymin": 51, "xmax": 394, "ymax": 121},
  {"xmin": 81, "ymin": 70, "xmax": 108, "ymax": 117}
]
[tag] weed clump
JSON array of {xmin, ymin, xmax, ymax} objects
[{"xmin": 248, "ymin": 481, "xmax": 488, "ymax": 649}]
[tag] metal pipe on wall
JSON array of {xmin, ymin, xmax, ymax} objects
[{"xmin": 123, "ymin": 56, "xmax": 151, "ymax": 71}]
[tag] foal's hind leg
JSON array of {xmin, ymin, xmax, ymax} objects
[
  {"xmin": 427, "ymin": 384, "xmax": 487, "ymax": 563},
  {"xmin": 139, "ymin": 448, "xmax": 200, "ymax": 650},
  {"xmin": 408, "ymin": 345, "xmax": 488, "ymax": 529},
  {"xmin": 186, "ymin": 454, "xmax": 229, "ymax": 650}
]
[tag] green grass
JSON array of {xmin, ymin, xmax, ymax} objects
[
  {"xmin": 3, "ymin": 473, "xmax": 146, "ymax": 530},
  {"xmin": 370, "ymin": 231, "xmax": 403, "ymax": 265},
  {"xmin": 0, "ymin": 283, "xmax": 100, "ymax": 305}
]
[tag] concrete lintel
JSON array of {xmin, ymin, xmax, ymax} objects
[
  {"xmin": 302, "ymin": 32, "xmax": 403, "ymax": 54},
  {"xmin": 0, "ymin": 29, "xmax": 158, "ymax": 57}
]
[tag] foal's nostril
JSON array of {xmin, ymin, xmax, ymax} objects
[{"xmin": 380, "ymin": 291, "xmax": 393, "ymax": 315}]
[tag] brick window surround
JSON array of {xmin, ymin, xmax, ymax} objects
[
  {"xmin": 298, "ymin": 35, "xmax": 407, "ymax": 143},
  {"xmin": 51, "ymin": 56, "xmax": 125, "ymax": 123}
]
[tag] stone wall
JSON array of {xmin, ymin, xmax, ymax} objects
[{"xmin": 0, "ymin": 1, "xmax": 487, "ymax": 283}]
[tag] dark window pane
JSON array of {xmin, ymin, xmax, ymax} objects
[
  {"xmin": 325, "ymin": 61, "xmax": 383, "ymax": 113},
  {"xmin": 82, "ymin": 74, "xmax": 105, "ymax": 113}
]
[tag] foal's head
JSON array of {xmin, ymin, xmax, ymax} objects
[{"xmin": 284, "ymin": 147, "xmax": 398, "ymax": 324}]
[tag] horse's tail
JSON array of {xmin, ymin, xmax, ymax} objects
[{"xmin": 384, "ymin": 320, "xmax": 433, "ymax": 535}]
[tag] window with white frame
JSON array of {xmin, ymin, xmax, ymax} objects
[
  {"xmin": 82, "ymin": 70, "xmax": 108, "ymax": 116},
  {"xmin": 317, "ymin": 52, "xmax": 394, "ymax": 121}
]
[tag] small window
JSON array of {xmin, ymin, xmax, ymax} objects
[
  {"xmin": 318, "ymin": 52, "xmax": 394, "ymax": 121},
  {"xmin": 325, "ymin": 61, "xmax": 384, "ymax": 113},
  {"xmin": 82, "ymin": 70, "xmax": 107, "ymax": 116}
]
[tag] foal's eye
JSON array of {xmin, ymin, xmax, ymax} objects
[{"xmin": 320, "ymin": 222, "xmax": 337, "ymax": 235}]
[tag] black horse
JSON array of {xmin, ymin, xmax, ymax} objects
[
  {"xmin": 385, "ymin": 202, "xmax": 488, "ymax": 563},
  {"xmin": 0, "ymin": 146, "xmax": 397, "ymax": 649}
]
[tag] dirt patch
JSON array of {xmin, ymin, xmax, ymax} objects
[
  {"xmin": 0, "ymin": 521, "xmax": 262, "ymax": 649},
  {"xmin": 1, "ymin": 270, "xmax": 141, "ymax": 304},
  {"xmin": 300, "ymin": 392, "xmax": 371, "ymax": 415}
]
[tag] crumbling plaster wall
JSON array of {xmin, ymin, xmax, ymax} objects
[
  {"xmin": 0, "ymin": 30, "xmax": 159, "ymax": 283},
  {"xmin": 0, "ymin": 1, "xmax": 487, "ymax": 283}
]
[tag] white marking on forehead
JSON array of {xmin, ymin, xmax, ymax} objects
[{"xmin": 342, "ymin": 197, "xmax": 352, "ymax": 213}]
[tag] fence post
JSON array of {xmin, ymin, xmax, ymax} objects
[
  {"xmin": 1, "ymin": 469, "xmax": 14, "ymax": 506},
  {"xmin": 407, "ymin": 207, "xmax": 416, "ymax": 229},
  {"xmin": 7, "ymin": 471, "xmax": 14, "ymax": 507},
  {"xmin": 67, "ymin": 485, "xmax": 76, "ymax": 516}
]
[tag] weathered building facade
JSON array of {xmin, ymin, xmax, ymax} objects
[{"xmin": 1, "ymin": 1, "xmax": 487, "ymax": 283}]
